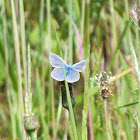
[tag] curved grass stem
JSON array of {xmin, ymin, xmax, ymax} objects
[{"xmin": 104, "ymin": 99, "xmax": 109, "ymax": 140}]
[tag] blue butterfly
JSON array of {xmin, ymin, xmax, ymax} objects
[{"xmin": 49, "ymin": 53, "xmax": 87, "ymax": 83}]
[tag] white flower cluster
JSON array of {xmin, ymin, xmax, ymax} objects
[
  {"xmin": 90, "ymin": 74, "xmax": 100, "ymax": 88},
  {"xmin": 25, "ymin": 92, "xmax": 33, "ymax": 115},
  {"xmin": 90, "ymin": 71, "xmax": 117, "ymax": 88}
]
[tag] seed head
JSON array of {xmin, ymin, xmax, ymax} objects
[{"xmin": 90, "ymin": 71, "xmax": 116, "ymax": 100}]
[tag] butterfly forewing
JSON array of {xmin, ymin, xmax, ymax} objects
[
  {"xmin": 66, "ymin": 70, "xmax": 80, "ymax": 83},
  {"xmin": 50, "ymin": 53, "xmax": 67, "ymax": 68},
  {"xmin": 72, "ymin": 60, "xmax": 87, "ymax": 72},
  {"xmin": 51, "ymin": 68, "xmax": 65, "ymax": 81}
]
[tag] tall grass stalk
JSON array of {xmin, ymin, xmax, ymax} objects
[
  {"xmin": 137, "ymin": 116, "xmax": 139, "ymax": 140},
  {"xmin": 64, "ymin": 76, "xmax": 78, "ymax": 140},
  {"xmin": 130, "ymin": 19, "xmax": 140, "ymax": 83},
  {"xmin": 86, "ymin": 1, "xmax": 94, "ymax": 139},
  {"xmin": 135, "ymin": 14, "xmax": 140, "ymax": 140},
  {"xmin": 35, "ymin": 69, "xmax": 49, "ymax": 139},
  {"xmin": 19, "ymin": 0, "xmax": 27, "ymax": 93},
  {"xmin": 54, "ymin": 95, "xmax": 62, "ymax": 139},
  {"xmin": 84, "ymin": 0, "xmax": 90, "ymax": 57},
  {"xmin": 81, "ymin": 0, "xmax": 85, "ymax": 40},
  {"xmin": 24, "ymin": 44, "xmax": 37, "ymax": 139},
  {"xmin": 25, "ymin": 44, "xmax": 32, "ymax": 115},
  {"xmin": 109, "ymin": 19, "xmax": 132, "ymax": 69},
  {"xmin": 131, "ymin": 17, "xmax": 140, "ymax": 30},
  {"xmin": 2, "ymin": 2, "xmax": 16, "ymax": 138},
  {"xmin": 47, "ymin": 0, "xmax": 51, "ymax": 36},
  {"xmin": 39, "ymin": 0, "xmax": 50, "ymax": 139},
  {"xmin": 82, "ymin": 46, "xmax": 90, "ymax": 140},
  {"xmin": 104, "ymin": 99, "xmax": 109, "ymax": 140},
  {"xmin": 124, "ymin": 0, "xmax": 140, "ymax": 137},
  {"xmin": 50, "ymin": 76, "xmax": 55, "ymax": 139},
  {"xmin": 109, "ymin": 0, "xmax": 117, "ymax": 47},
  {"xmin": 10, "ymin": 0, "xmax": 25, "ymax": 139},
  {"xmin": 55, "ymin": 29, "xmax": 78, "ymax": 140},
  {"xmin": 68, "ymin": 0, "xmax": 73, "ymax": 65},
  {"xmin": 46, "ymin": 0, "xmax": 55, "ymax": 138},
  {"xmin": 130, "ymin": 38, "xmax": 140, "ymax": 82},
  {"xmin": 73, "ymin": 0, "xmax": 80, "ymax": 22},
  {"xmin": 130, "ymin": 43, "xmax": 140, "ymax": 138},
  {"xmin": 134, "ymin": 17, "xmax": 139, "ymax": 62},
  {"xmin": 40, "ymin": 0, "xmax": 45, "ymax": 110},
  {"xmin": 68, "ymin": 1, "xmax": 73, "ymax": 139},
  {"xmin": 63, "ymin": 108, "xmax": 74, "ymax": 140}
]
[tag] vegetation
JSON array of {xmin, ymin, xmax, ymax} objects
[{"xmin": 0, "ymin": 0, "xmax": 140, "ymax": 139}]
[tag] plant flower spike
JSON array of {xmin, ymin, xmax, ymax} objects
[
  {"xmin": 90, "ymin": 71, "xmax": 116, "ymax": 140},
  {"xmin": 49, "ymin": 53, "xmax": 86, "ymax": 109},
  {"xmin": 90, "ymin": 71, "xmax": 116, "ymax": 100}
]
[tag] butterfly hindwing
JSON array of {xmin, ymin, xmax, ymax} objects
[
  {"xmin": 51, "ymin": 68, "xmax": 65, "ymax": 81},
  {"xmin": 49, "ymin": 53, "xmax": 67, "ymax": 68},
  {"xmin": 66, "ymin": 69, "xmax": 80, "ymax": 83},
  {"xmin": 72, "ymin": 60, "xmax": 87, "ymax": 72}
]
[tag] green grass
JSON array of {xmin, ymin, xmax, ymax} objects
[{"xmin": 0, "ymin": 0, "xmax": 140, "ymax": 139}]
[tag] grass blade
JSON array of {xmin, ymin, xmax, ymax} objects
[
  {"xmin": 10, "ymin": 0, "xmax": 25, "ymax": 139},
  {"xmin": 82, "ymin": 46, "xmax": 90, "ymax": 140}
]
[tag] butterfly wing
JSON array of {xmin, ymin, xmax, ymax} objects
[
  {"xmin": 51, "ymin": 68, "xmax": 65, "ymax": 81},
  {"xmin": 49, "ymin": 53, "xmax": 67, "ymax": 68},
  {"xmin": 72, "ymin": 60, "xmax": 87, "ymax": 72},
  {"xmin": 66, "ymin": 69, "xmax": 80, "ymax": 83},
  {"xmin": 51, "ymin": 67, "xmax": 80, "ymax": 83}
]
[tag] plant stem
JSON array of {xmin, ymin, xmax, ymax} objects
[
  {"xmin": 82, "ymin": 45, "xmax": 90, "ymax": 140},
  {"xmin": 10, "ymin": 0, "xmax": 25, "ymax": 139},
  {"xmin": 81, "ymin": 0, "xmax": 85, "ymax": 40},
  {"xmin": 104, "ymin": 99, "xmax": 109, "ymax": 140},
  {"xmin": 88, "ymin": 106, "xmax": 94, "ymax": 140},
  {"xmin": 137, "ymin": 116, "xmax": 139, "ymax": 140},
  {"xmin": 3, "ymin": 2, "xmax": 16, "ymax": 138},
  {"xmin": 86, "ymin": 1, "xmax": 94, "ymax": 139},
  {"xmin": 25, "ymin": 44, "xmax": 32, "ymax": 115},
  {"xmin": 31, "ymin": 131, "xmax": 37, "ymax": 140},
  {"xmin": 46, "ymin": 0, "xmax": 55, "ymax": 138},
  {"xmin": 69, "ymin": 0, "xmax": 73, "ymax": 65},
  {"xmin": 40, "ymin": 0, "xmax": 45, "ymax": 110},
  {"xmin": 109, "ymin": 0, "xmax": 117, "ymax": 47},
  {"xmin": 55, "ymin": 29, "xmax": 78, "ymax": 140},
  {"xmin": 63, "ymin": 108, "xmax": 74, "ymax": 140},
  {"xmin": 24, "ymin": 44, "xmax": 37, "ymax": 140},
  {"xmin": 39, "ymin": 1, "xmax": 50, "ymax": 139},
  {"xmin": 19, "ymin": 0, "xmax": 27, "ymax": 94},
  {"xmin": 54, "ymin": 95, "xmax": 62, "ymax": 140}
]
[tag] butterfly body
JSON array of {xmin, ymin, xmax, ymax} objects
[
  {"xmin": 65, "ymin": 66, "xmax": 73, "ymax": 75},
  {"xmin": 49, "ymin": 53, "xmax": 86, "ymax": 83}
]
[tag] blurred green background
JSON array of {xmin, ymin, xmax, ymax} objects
[{"xmin": 0, "ymin": 0, "xmax": 140, "ymax": 139}]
